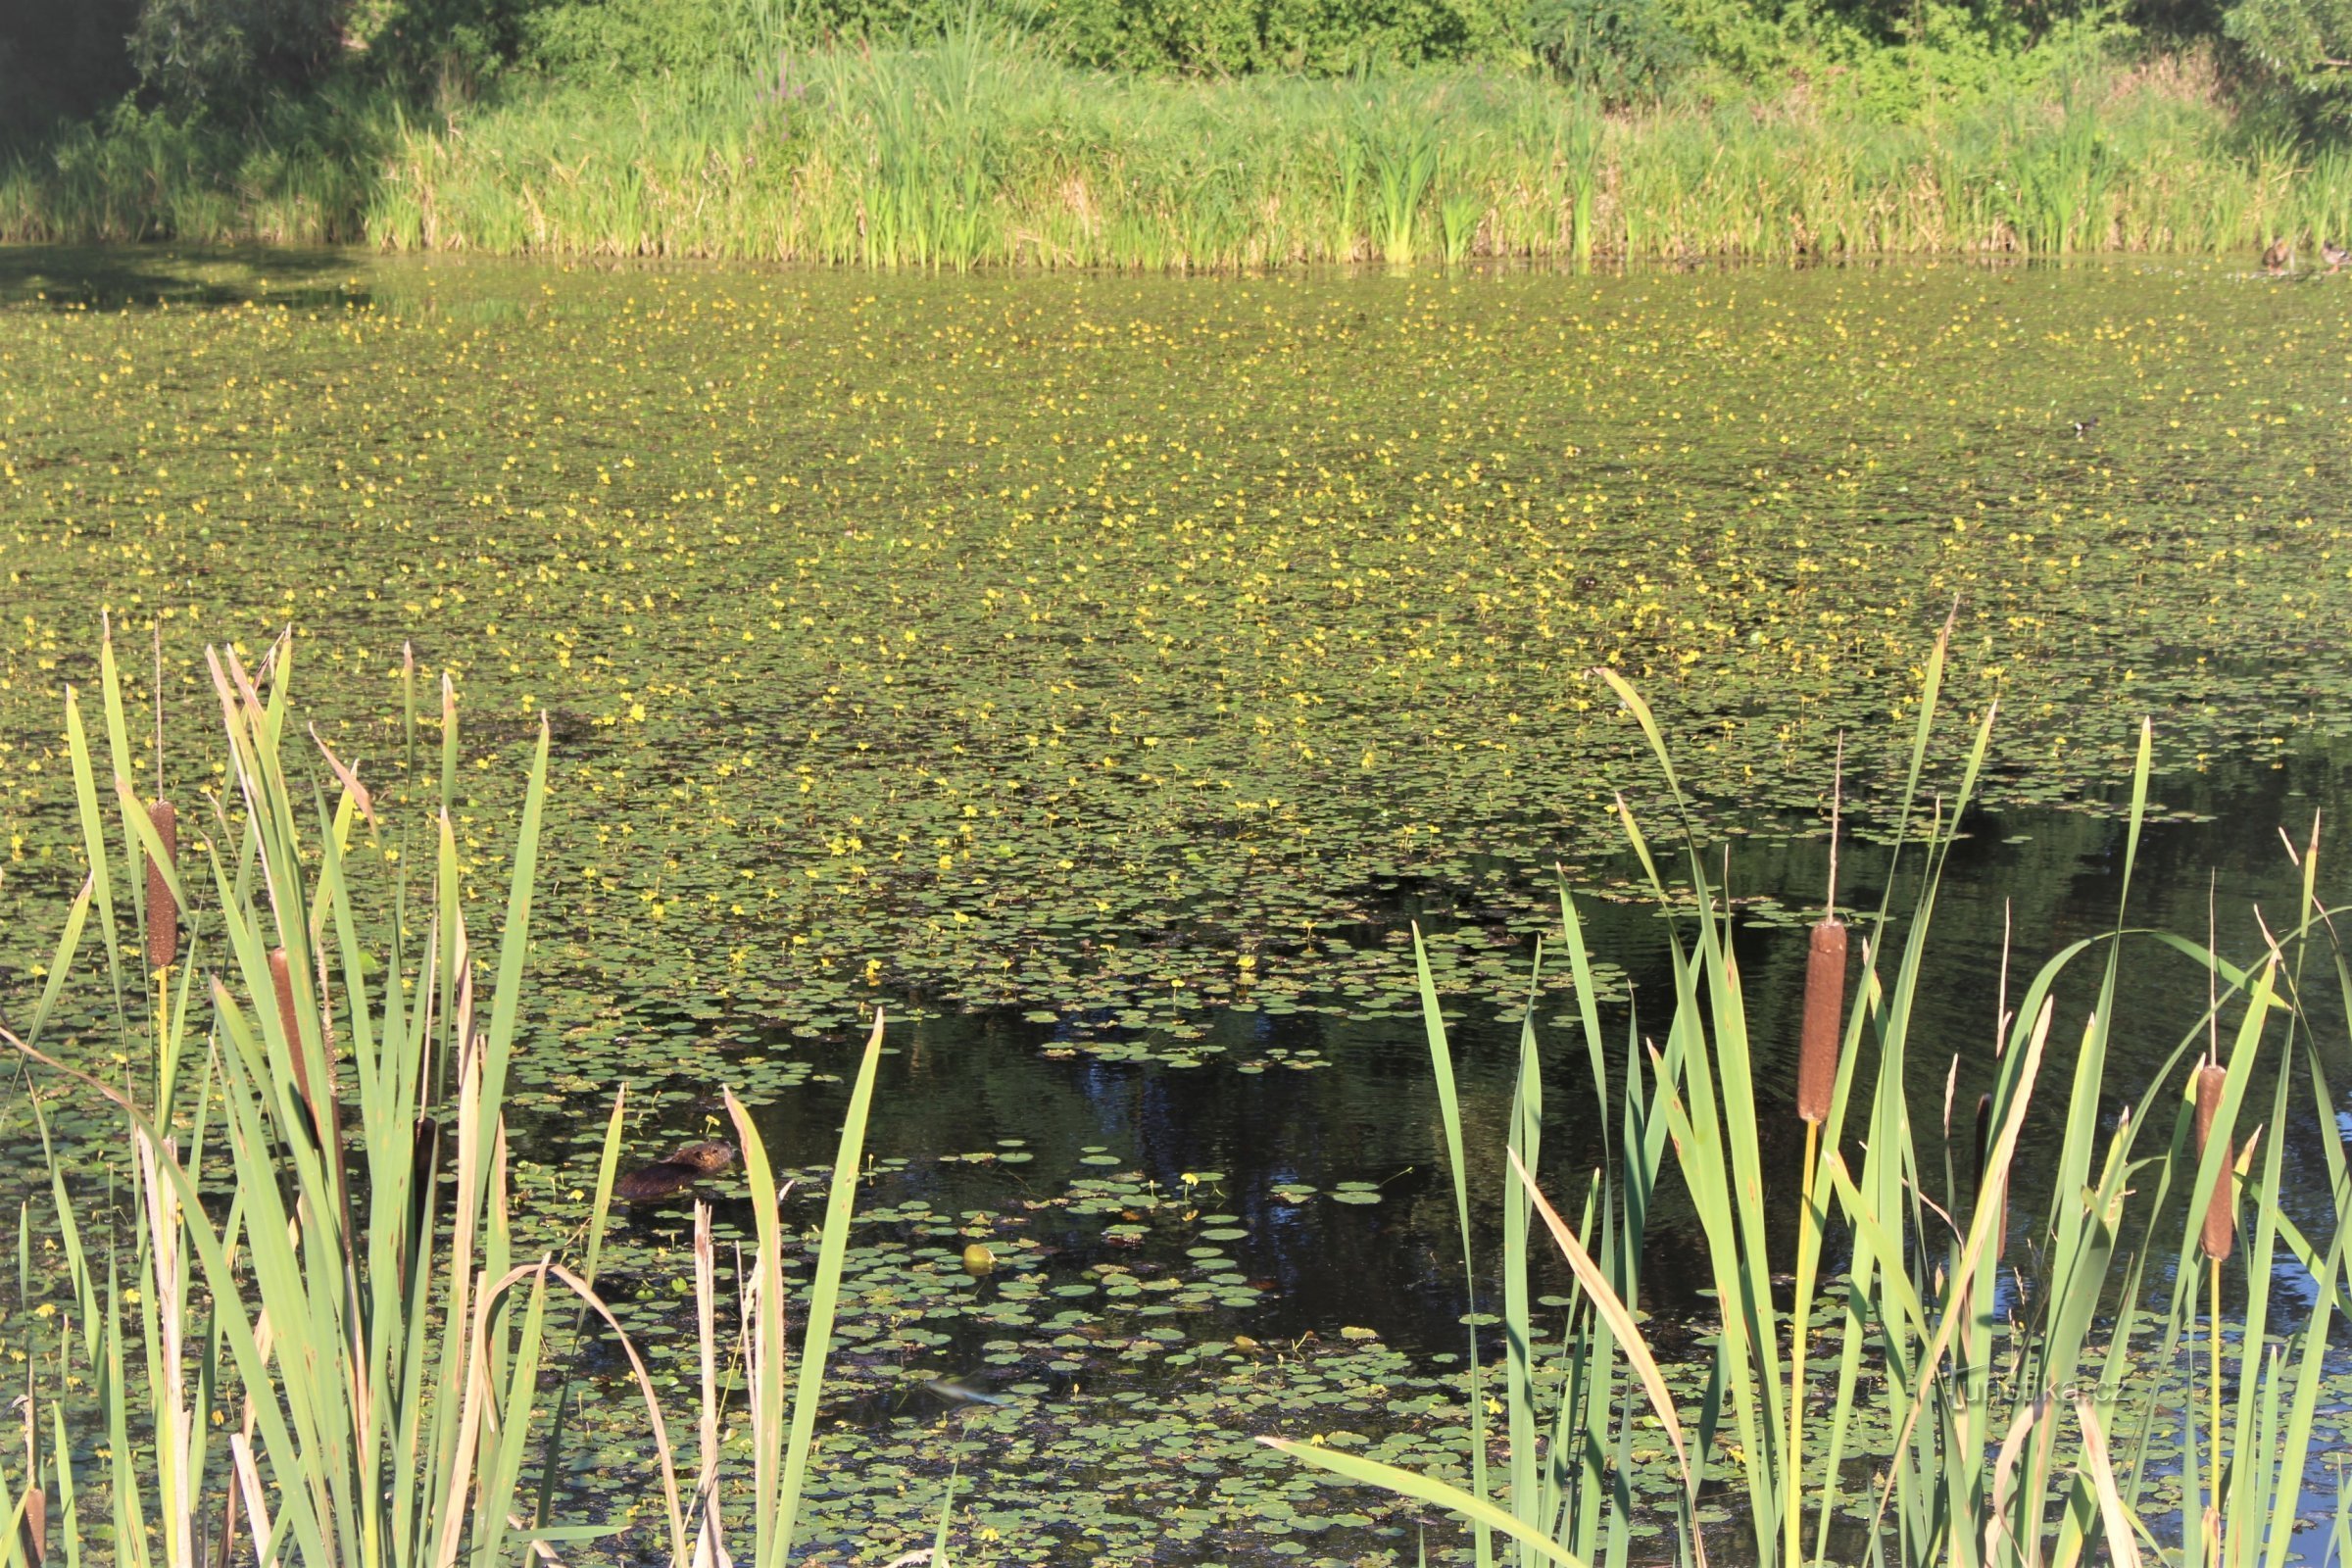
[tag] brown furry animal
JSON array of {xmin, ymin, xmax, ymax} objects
[{"xmin": 614, "ymin": 1140, "xmax": 738, "ymax": 1202}]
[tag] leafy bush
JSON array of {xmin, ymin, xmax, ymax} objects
[
  {"xmin": 2226, "ymin": 0, "xmax": 2352, "ymax": 117},
  {"xmin": 126, "ymin": 0, "xmax": 351, "ymax": 110},
  {"xmin": 1807, "ymin": 3, "xmax": 2126, "ymax": 119},
  {"xmin": 1524, "ymin": 0, "xmax": 1695, "ymax": 100},
  {"xmin": 1054, "ymin": 0, "xmax": 1515, "ymax": 74},
  {"xmin": 518, "ymin": 0, "xmax": 752, "ymax": 79},
  {"xmin": 511, "ymin": 0, "xmax": 1516, "ymax": 78}
]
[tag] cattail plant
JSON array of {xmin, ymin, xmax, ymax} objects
[
  {"xmin": 268, "ymin": 945, "xmax": 345, "ymax": 1184},
  {"xmin": 268, "ymin": 947, "xmax": 310, "ymax": 1104},
  {"xmin": 1795, "ymin": 920, "xmax": 1846, "ymax": 1125},
  {"xmin": 144, "ymin": 799, "xmax": 177, "ymax": 973},
  {"xmin": 1785, "ymin": 738, "xmax": 1846, "ymax": 1568},
  {"xmin": 1281, "ymin": 658, "xmax": 2348, "ymax": 1567},
  {"xmin": 1797, "ymin": 736, "xmax": 1849, "ymax": 1128},
  {"xmin": 14, "ymin": 634, "xmax": 895, "ymax": 1567}
]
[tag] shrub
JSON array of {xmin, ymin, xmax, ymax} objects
[
  {"xmin": 2225, "ymin": 0, "xmax": 2352, "ymax": 119},
  {"xmin": 1524, "ymin": 0, "xmax": 1695, "ymax": 100},
  {"xmin": 126, "ymin": 0, "xmax": 352, "ymax": 111}
]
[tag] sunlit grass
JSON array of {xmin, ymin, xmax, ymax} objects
[
  {"xmin": 5, "ymin": 25, "xmax": 2350, "ymax": 263},
  {"xmin": 366, "ymin": 35, "xmax": 2352, "ymax": 268}
]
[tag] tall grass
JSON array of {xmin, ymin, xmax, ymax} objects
[
  {"xmin": 0, "ymin": 85, "xmax": 392, "ymax": 246},
  {"xmin": 0, "ymin": 623, "xmax": 900, "ymax": 1566},
  {"xmin": 7, "ymin": 29, "xmax": 2352, "ymax": 263},
  {"xmin": 1273, "ymin": 624, "xmax": 2352, "ymax": 1563}
]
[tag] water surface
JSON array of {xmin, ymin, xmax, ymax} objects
[{"xmin": 3, "ymin": 249, "xmax": 2350, "ymax": 1561}]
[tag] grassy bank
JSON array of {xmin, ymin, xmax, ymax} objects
[{"xmin": 4, "ymin": 28, "xmax": 2350, "ymax": 264}]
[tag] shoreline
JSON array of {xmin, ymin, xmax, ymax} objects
[{"xmin": 4, "ymin": 39, "xmax": 2347, "ymax": 268}]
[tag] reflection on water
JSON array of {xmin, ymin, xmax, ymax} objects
[{"xmin": 646, "ymin": 741, "xmax": 2351, "ymax": 1356}]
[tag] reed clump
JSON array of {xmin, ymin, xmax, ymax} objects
[
  {"xmin": 0, "ymin": 622, "xmax": 906, "ymax": 1567},
  {"xmin": 357, "ymin": 40, "xmax": 2352, "ymax": 268},
  {"xmin": 1275, "ymin": 631, "xmax": 2352, "ymax": 1567}
]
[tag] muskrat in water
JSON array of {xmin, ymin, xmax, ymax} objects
[{"xmin": 614, "ymin": 1140, "xmax": 737, "ymax": 1202}]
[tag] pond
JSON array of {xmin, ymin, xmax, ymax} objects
[{"xmin": 2, "ymin": 247, "xmax": 2350, "ymax": 1562}]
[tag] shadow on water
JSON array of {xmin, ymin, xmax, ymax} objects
[
  {"xmin": 0, "ymin": 244, "xmax": 368, "ymax": 309},
  {"xmin": 575, "ymin": 741, "xmax": 2352, "ymax": 1363}
]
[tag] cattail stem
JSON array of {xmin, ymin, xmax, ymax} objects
[
  {"xmin": 2208, "ymin": 1254, "xmax": 2224, "ymax": 1565},
  {"xmin": 1825, "ymin": 732, "xmax": 1843, "ymax": 917},
  {"xmin": 144, "ymin": 799, "xmax": 178, "ymax": 973},
  {"xmin": 1786, "ymin": 1116, "xmax": 1823, "ymax": 1568}
]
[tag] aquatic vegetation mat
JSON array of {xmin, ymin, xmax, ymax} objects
[
  {"xmin": 3, "ymin": 255, "xmax": 2348, "ymax": 1058},
  {"xmin": 4, "ymin": 253, "xmax": 2352, "ymax": 1562}
]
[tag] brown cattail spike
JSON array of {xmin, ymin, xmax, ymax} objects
[
  {"xmin": 16, "ymin": 1482, "xmax": 42, "ymax": 1566},
  {"xmin": 145, "ymin": 799, "xmax": 178, "ymax": 972},
  {"xmin": 2195, "ymin": 1062, "xmax": 2235, "ymax": 1262},
  {"xmin": 269, "ymin": 947, "xmax": 315, "ymax": 1105},
  {"xmin": 1796, "ymin": 917, "xmax": 1847, "ymax": 1123}
]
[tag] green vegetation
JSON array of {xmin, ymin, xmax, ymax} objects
[
  {"xmin": 353, "ymin": 37, "xmax": 2351, "ymax": 266},
  {"xmin": 12, "ymin": 612, "xmax": 2352, "ymax": 1562},
  {"xmin": 1277, "ymin": 629, "xmax": 2352, "ymax": 1563},
  {"xmin": 4, "ymin": 0, "xmax": 2352, "ymax": 260},
  {"xmin": 2, "ymin": 621, "xmax": 902, "ymax": 1564}
]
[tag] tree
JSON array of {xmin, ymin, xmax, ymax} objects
[
  {"xmin": 2227, "ymin": 0, "xmax": 2352, "ymax": 111},
  {"xmin": 124, "ymin": 0, "xmax": 351, "ymax": 111}
]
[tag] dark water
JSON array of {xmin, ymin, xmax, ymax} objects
[{"xmin": 633, "ymin": 737, "xmax": 2352, "ymax": 1357}]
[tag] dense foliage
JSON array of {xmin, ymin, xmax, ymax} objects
[
  {"xmin": 2227, "ymin": 0, "xmax": 2352, "ymax": 104},
  {"xmin": 0, "ymin": 0, "xmax": 2346, "ymax": 257},
  {"xmin": 1, "ymin": 0, "xmax": 2347, "ymax": 128}
]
